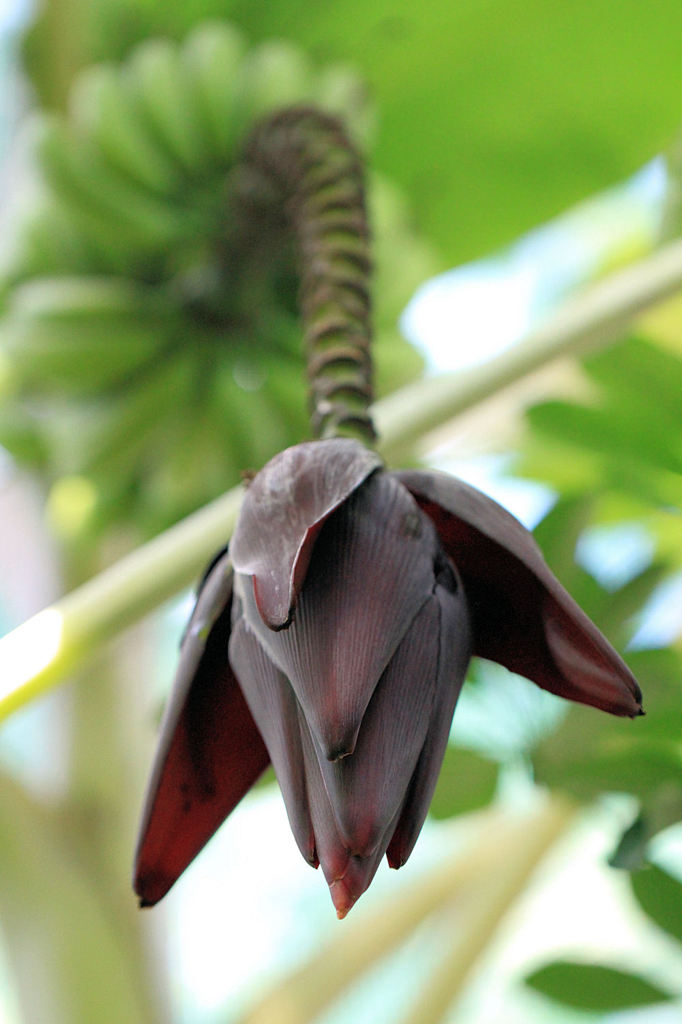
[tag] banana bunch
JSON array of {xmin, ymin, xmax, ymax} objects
[
  {"xmin": 0, "ymin": 23, "xmax": 429, "ymax": 540},
  {"xmin": 13, "ymin": 24, "xmax": 373, "ymax": 281},
  {"xmin": 2, "ymin": 277, "xmax": 175, "ymax": 391}
]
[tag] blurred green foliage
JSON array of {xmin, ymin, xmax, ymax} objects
[
  {"xmin": 631, "ymin": 863, "xmax": 682, "ymax": 944},
  {"xmin": 1, "ymin": 26, "xmax": 429, "ymax": 538},
  {"xmin": 514, "ymin": 319, "xmax": 682, "ymax": 1016},
  {"xmin": 1, "ymin": 2, "xmax": 682, "ymax": 1021},
  {"xmin": 520, "ymin": 330, "xmax": 682, "ymax": 837},
  {"xmin": 429, "ymin": 745, "xmax": 499, "ymax": 820},
  {"xmin": 23, "ymin": 0, "xmax": 682, "ymax": 264},
  {"xmin": 523, "ymin": 337, "xmax": 682, "ymax": 508}
]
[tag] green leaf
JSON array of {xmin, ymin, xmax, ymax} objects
[
  {"xmin": 532, "ymin": 647, "xmax": 682, "ymax": 809},
  {"xmin": 526, "ymin": 400, "xmax": 682, "ymax": 477},
  {"xmin": 627, "ymin": 648, "xmax": 682, "ymax": 738},
  {"xmin": 535, "ymin": 728, "xmax": 680, "ymax": 805},
  {"xmin": 584, "ymin": 336, "xmax": 682, "ymax": 424},
  {"xmin": 516, "ymin": 435, "xmax": 603, "ymax": 496},
  {"xmin": 532, "ymin": 494, "xmax": 594, "ymax": 585},
  {"xmin": 526, "ymin": 961, "xmax": 672, "ymax": 1011},
  {"xmin": 631, "ymin": 864, "xmax": 682, "ymax": 945},
  {"xmin": 528, "ymin": 493, "xmax": 670, "ymax": 648},
  {"xmin": 429, "ymin": 745, "xmax": 498, "ymax": 819},
  {"xmin": 25, "ymin": 1, "xmax": 682, "ymax": 264},
  {"xmin": 521, "ymin": 336, "xmax": 682, "ymax": 513},
  {"xmin": 596, "ymin": 562, "xmax": 670, "ymax": 645},
  {"xmin": 631, "ymin": 777, "xmax": 682, "ymax": 849},
  {"xmin": 0, "ymin": 407, "xmax": 50, "ymax": 467},
  {"xmin": 610, "ymin": 814, "xmax": 653, "ymax": 871},
  {"xmin": 611, "ymin": 780, "xmax": 682, "ymax": 869}
]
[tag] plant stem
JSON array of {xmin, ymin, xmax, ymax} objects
[
  {"xmin": 396, "ymin": 802, "xmax": 572, "ymax": 1024},
  {"xmin": 0, "ymin": 771, "xmax": 160, "ymax": 1023},
  {"xmin": 377, "ymin": 234, "xmax": 682, "ymax": 464},
  {"xmin": 3, "ymin": 235, "xmax": 682, "ymax": 720},
  {"xmin": 239, "ymin": 107, "xmax": 376, "ymax": 444},
  {"xmin": 0, "ymin": 486, "xmax": 242, "ymax": 719}
]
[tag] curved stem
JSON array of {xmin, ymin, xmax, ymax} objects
[{"xmin": 239, "ymin": 107, "xmax": 376, "ymax": 444}]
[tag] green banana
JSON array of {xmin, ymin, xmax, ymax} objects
[
  {"xmin": 142, "ymin": 403, "xmax": 241, "ymax": 525},
  {"xmin": 9, "ymin": 276, "xmax": 171, "ymax": 320},
  {"xmin": 2, "ymin": 277, "xmax": 174, "ymax": 392},
  {"xmin": 233, "ymin": 40, "xmax": 315, "ymax": 135},
  {"xmin": 126, "ymin": 38, "xmax": 209, "ymax": 175},
  {"xmin": 70, "ymin": 63, "xmax": 180, "ymax": 196},
  {"xmin": 3, "ymin": 319, "xmax": 169, "ymax": 393},
  {"xmin": 12, "ymin": 202, "xmax": 100, "ymax": 280},
  {"xmin": 38, "ymin": 118, "xmax": 188, "ymax": 262},
  {"xmin": 0, "ymin": 405, "xmax": 49, "ymax": 467},
  {"xmin": 180, "ymin": 22, "xmax": 248, "ymax": 165},
  {"xmin": 81, "ymin": 351, "xmax": 199, "ymax": 475},
  {"xmin": 314, "ymin": 64, "xmax": 375, "ymax": 148},
  {"xmin": 258, "ymin": 353, "xmax": 309, "ymax": 436},
  {"xmin": 210, "ymin": 353, "xmax": 296, "ymax": 466},
  {"xmin": 0, "ymin": 23, "xmax": 430, "ymax": 542},
  {"xmin": 3, "ymin": 328, "xmax": 166, "ymax": 393}
]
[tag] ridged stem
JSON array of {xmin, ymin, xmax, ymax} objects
[{"xmin": 237, "ymin": 106, "xmax": 376, "ymax": 445}]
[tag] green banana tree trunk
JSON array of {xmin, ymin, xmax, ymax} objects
[{"xmin": 0, "ymin": 541, "xmax": 164, "ymax": 1023}]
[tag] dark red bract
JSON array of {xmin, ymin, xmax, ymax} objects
[{"xmin": 134, "ymin": 439, "xmax": 642, "ymax": 917}]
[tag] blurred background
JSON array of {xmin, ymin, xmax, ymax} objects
[{"xmin": 0, "ymin": 2, "xmax": 681, "ymax": 1022}]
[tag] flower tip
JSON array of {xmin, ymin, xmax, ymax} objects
[
  {"xmin": 133, "ymin": 868, "xmax": 172, "ymax": 909},
  {"xmin": 252, "ymin": 578, "xmax": 293, "ymax": 632},
  {"xmin": 620, "ymin": 686, "xmax": 644, "ymax": 719},
  {"xmin": 329, "ymin": 877, "xmax": 356, "ymax": 919}
]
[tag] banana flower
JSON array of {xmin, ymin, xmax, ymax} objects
[{"xmin": 134, "ymin": 439, "xmax": 642, "ymax": 917}]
